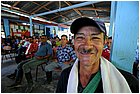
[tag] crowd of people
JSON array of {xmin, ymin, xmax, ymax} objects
[
  {"xmin": 2, "ymin": 34, "xmax": 76, "ymax": 92},
  {"xmin": 2, "ymin": 17, "xmax": 139, "ymax": 93}
]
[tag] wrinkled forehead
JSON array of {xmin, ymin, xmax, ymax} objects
[{"xmin": 77, "ymin": 26, "xmax": 101, "ymax": 35}]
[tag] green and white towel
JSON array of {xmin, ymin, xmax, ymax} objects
[{"xmin": 67, "ymin": 57, "xmax": 131, "ymax": 93}]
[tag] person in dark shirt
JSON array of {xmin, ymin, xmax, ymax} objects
[{"xmin": 56, "ymin": 17, "xmax": 139, "ymax": 93}]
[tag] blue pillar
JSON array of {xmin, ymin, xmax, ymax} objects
[
  {"xmin": 110, "ymin": 1, "xmax": 139, "ymax": 73},
  {"xmin": 3, "ymin": 18, "xmax": 10, "ymax": 37},
  {"xmin": 109, "ymin": 1, "xmax": 117, "ymax": 36},
  {"xmin": 29, "ymin": 16, "xmax": 33, "ymax": 36},
  {"xmin": 45, "ymin": 26, "xmax": 47, "ymax": 35}
]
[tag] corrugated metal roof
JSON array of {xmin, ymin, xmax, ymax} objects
[{"xmin": 1, "ymin": 1, "xmax": 111, "ymax": 25}]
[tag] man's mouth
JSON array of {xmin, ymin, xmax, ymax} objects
[{"xmin": 78, "ymin": 48, "xmax": 96, "ymax": 55}]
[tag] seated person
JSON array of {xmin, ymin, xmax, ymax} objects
[
  {"xmin": 8, "ymin": 35, "xmax": 53, "ymax": 93},
  {"xmin": 102, "ymin": 36, "xmax": 112, "ymax": 61},
  {"xmin": 3, "ymin": 42, "xmax": 12, "ymax": 51},
  {"xmin": 7, "ymin": 37, "xmax": 38, "ymax": 79},
  {"xmin": 45, "ymin": 35, "xmax": 77, "ymax": 83},
  {"xmin": 25, "ymin": 38, "xmax": 38, "ymax": 58}
]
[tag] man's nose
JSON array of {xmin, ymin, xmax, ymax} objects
[{"xmin": 84, "ymin": 37, "xmax": 92, "ymax": 49}]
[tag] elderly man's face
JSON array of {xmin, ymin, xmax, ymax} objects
[{"xmin": 74, "ymin": 26, "xmax": 104, "ymax": 66}]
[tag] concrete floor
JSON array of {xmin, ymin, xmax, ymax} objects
[{"xmin": 1, "ymin": 55, "xmax": 60, "ymax": 93}]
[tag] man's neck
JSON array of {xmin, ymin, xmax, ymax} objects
[
  {"xmin": 41, "ymin": 42, "xmax": 46, "ymax": 45},
  {"xmin": 79, "ymin": 61, "xmax": 100, "ymax": 87},
  {"xmin": 62, "ymin": 44, "xmax": 66, "ymax": 48},
  {"xmin": 80, "ymin": 61, "xmax": 100, "ymax": 77}
]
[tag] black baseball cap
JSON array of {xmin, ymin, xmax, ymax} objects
[{"xmin": 70, "ymin": 17, "xmax": 106, "ymax": 35}]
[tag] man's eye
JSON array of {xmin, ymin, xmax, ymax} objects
[
  {"xmin": 76, "ymin": 37, "xmax": 85, "ymax": 40},
  {"xmin": 91, "ymin": 37, "xmax": 100, "ymax": 40}
]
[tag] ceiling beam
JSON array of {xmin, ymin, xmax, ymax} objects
[
  {"xmin": 20, "ymin": 2, "xmax": 32, "ymax": 10},
  {"xmin": 12, "ymin": 1, "xmax": 20, "ymax": 7},
  {"xmin": 92, "ymin": 4, "xmax": 99, "ymax": 18},
  {"xmin": 75, "ymin": 8, "xmax": 109, "ymax": 11},
  {"xmin": 64, "ymin": 1, "xmax": 82, "ymax": 16},
  {"xmin": 32, "ymin": 1, "xmax": 102, "ymax": 22},
  {"xmin": 2, "ymin": 4, "xmax": 32, "ymax": 15},
  {"xmin": 50, "ymin": 10, "xmax": 73, "ymax": 21},
  {"xmin": 2, "ymin": 2, "xmax": 33, "ymax": 15},
  {"xmin": 60, "ymin": 16, "xmax": 82, "ymax": 25},
  {"xmin": 10, "ymin": 1, "xmax": 20, "ymax": 10},
  {"xmin": 31, "ymin": 1, "xmax": 69, "ymax": 21},
  {"xmin": 2, "ymin": 5, "xmax": 31, "ymax": 16},
  {"xmin": 83, "ymin": 14, "xmax": 107, "ymax": 18},
  {"xmin": 80, "ymin": 15, "xmax": 110, "ymax": 22},
  {"xmin": 2, "ymin": 5, "xmax": 50, "ymax": 22},
  {"xmin": 30, "ymin": 2, "xmax": 47, "ymax": 14},
  {"xmin": 31, "ymin": 1, "xmax": 52, "ymax": 14}
]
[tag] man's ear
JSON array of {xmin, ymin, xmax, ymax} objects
[
  {"xmin": 103, "ymin": 38, "xmax": 107, "ymax": 45},
  {"xmin": 66, "ymin": 39, "xmax": 68, "ymax": 43}
]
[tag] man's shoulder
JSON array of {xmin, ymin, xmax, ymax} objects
[
  {"xmin": 118, "ymin": 68, "xmax": 139, "ymax": 93},
  {"xmin": 66, "ymin": 45, "xmax": 74, "ymax": 50},
  {"xmin": 62, "ymin": 66, "xmax": 72, "ymax": 74},
  {"xmin": 45, "ymin": 42, "xmax": 50, "ymax": 45},
  {"xmin": 66, "ymin": 44, "xmax": 73, "ymax": 48},
  {"xmin": 61, "ymin": 66, "xmax": 72, "ymax": 77},
  {"xmin": 45, "ymin": 42, "xmax": 52, "ymax": 47},
  {"xmin": 57, "ymin": 45, "xmax": 62, "ymax": 50},
  {"xmin": 118, "ymin": 68, "xmax": 137, "ymax": 80},
  {"xmin": 57, "ymin": 45, "xmax": 62, "ymax": 48}
]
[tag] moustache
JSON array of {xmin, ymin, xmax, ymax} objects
[{"xmin": 78, "ymin": 47, "xmax": 97, "ymax": 54}]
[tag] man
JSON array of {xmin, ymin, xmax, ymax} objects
[
  {"xmin": 102, "ymin": 36, "xmax": 112, "ymax": 61},
  {"xmin": 8, "ymin": 35, "xmax": 52, "ymax": 93},
  {"xmin": 56, "ymin": 17, "xmax": 138, "ymax": 93},
  {"xmin": 45, "ymin": 35, "xmax": 77, "ymax": 83},
  {"xmin": 7, "ymin": 37, "xmax": 34, "ymax": 79}
]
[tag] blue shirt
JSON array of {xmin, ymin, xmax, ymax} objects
[
  {"xmin": 35, "ymin": 42, "xmax": 52, "ymax": 57},
  {"xmin": 56, "ymin": 44, "xmax": 77, "ymax": 64}
]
